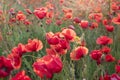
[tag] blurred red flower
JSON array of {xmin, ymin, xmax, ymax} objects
[
  {"xmin": 34, "ymin": 7, "xmax": 48, "ymax": 19},
  {"xmin": 112, "ymin": 14, "xmax": 120, "ymax": 24},
  {"xmin": 90, "ymin": 50, "xmax": 102, "ymax": 61},
  {"xmin": 73, "ymin": 17, "xmax": 81, "ymax": 24},
  {"xmin": 101, "ymin": 46, "xmax": 111, "ymax": 54},
  {"xmin": 0, "ymin": 56, "xmax": 13, "ymax": 78},
  {"xmin": 79, "ymin": 20, "xmax": 89, "ymax": 29},
  {"xmin": 96, "ymin": 36, "xmax": 113, "ymax": 45},
  {"xmin": 16, "ymin": 11, "xmax": 26, "ymax": 21},
  {"xmin": 105, "ymin": 54, "xmax": 115, "ymax": 62},
  {"xmin": 105, "ymin": 25, "xmax": 114, "ymax": 32},
  {"xmin": 11, "ymin": 70, "xmax": 31, "ymax": 80}
]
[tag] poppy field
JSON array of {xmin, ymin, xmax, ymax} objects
[{"xmin": 0, "ymin": 0, "xmax": 120, "ymax": 80}]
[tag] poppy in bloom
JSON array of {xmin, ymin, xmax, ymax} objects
[
  {"xmin": 73, "ymin": 17, "xmax": 81, "ymax": 24},
  {"xmin": 79, "ymin": 20, "xmax": 89, "ymax": 29},
  {"xmin": 89, "ymin": 22, "xmax": 98, "ymax": 30},
  {"xmin": 105, "ymin": 25, "xmax": 114, "ymax": 32},
  {"xmin": 33, "ymin": 54, "xmax": 63, "ymax": 78},
  {"xmin": 112, "ymin": 14, "xmax": 120, "ymax": 24},
  {"xmin": 25, "ymin": 39, "xmax": 43, "ymax": 52},
  {"xmin": 46, "ymin": 11, "xmax": 54, "ymax": 18},
  {"xmin": 90, "ymin": 50, "xmax": 102, "ymax": 61},
  {"xmin": 7, "ymin": 53, "xmax": 22, "ymax": 69},
  {"xmin": 46, "ymin": 33, "xmax": 60, "ymax": 45},
  {"xmin": 0, "ymin": 56, "xmax": 13, "ymax": 78},
  {"xmin": 11, "ymin": 43, "xmax": 26, "ymax": 57},
  {"xmin": 11, "ymin": 70, "xmax": 31, "ymax": 80},
  {"xmin": 111, "ymin": 2, "xmax": 119, "ymax": 11},
  {"xmin": 102, "ymin": 19, "xmax": 110, "ymax": 26},
  {"xmin": 88, "ymin": 13, "xmax": 103, "ymax": 22},
  {"xmin": 34, "ymin": 7, "xmax": 48, "ymax": 19},
  {"xmin": 96, "ymin": 36, "xmax": 113, "ymax": 45},
  {"xmin": 61, "ymin": 28, "xmax": 76, "ymax": 41},
  {"xmin": 16, "ymin": 11, "xmax": 26, "ymax": 21},
  {"xmin": 70, "ymin": 46, "xmax": 88, "ymax": 60},
  {"xmin": 101, "ymin": 46, "xmax": 111, "ymax": 54},
  {"xmin": 105, "ymin": 54, "xmax": 115, "ymax": 62}
]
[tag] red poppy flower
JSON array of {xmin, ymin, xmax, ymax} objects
[
  {"xmin": 46, "ymin": 11, "xmax": 54, "ymax": 18},
  {"xmin": 88, "ymin": 13, "xmax": 103, "ymax": 22},
  {"xmin": 70, "ymin": 46, "xmax": 88, "ymax": 60},
  {"xmin": 105, "ymin": 25, "xmax": 114, "ymax": 32},
  {"xmin": 7, "ymin": 53, "xmax": 21, "ymax": 69},
  {"xmin": 11, "ymin": 70, "xmax": 31, "ymax": 80},
  {"xmin": 11, "ymin": 43, "xmax": 26, "ymax": 57},
  {"xmin": 105, "ymin": 54, "xmax": 115, "ymax": 62},
  {"xmin": 102, "ymin": 19, "xmax": 109, "ymax": 25},
  {"xmin": 112, "ymin": 14, "xmax": 120, "ymax": 24},
  {"xmin": 33, "ymin": 54, "xmax": 62, "ymax": 79},
  {"xmin": 89, "ymin": 22, "xmax": 98, "ymax": 30},
  {"xmin": 46, "ymin": 33, "xmax": 60, "ymax": 45},
  {"xmin": 79, "ymin": 20, "xmax": 89, "ymax": 29},
  {"xmin": 96, "ymin": 36, "xmax": 113, "ymax": 45},
  {"xmin": 101, "ymin": 46, "xmax": 111, "ymax": 54},
  {"xmin": 25, "ymin": 39, "xmax": 43, "ymax": 52},
  {"xmin": 59, "ymin": 39, "xmax": 70, "ymax": 50},
  {"xmin": 111, "ymin": 2, "xmax": 119, "ymax": 11},
  {"xmin": 0, "ymin": 56, "xmax": 13, "ymax": 78},
  {"xmin": 90, "ymin": 50, "xmax": 102, "ymax": 61},
  {"xmin": 16, "ymin": 11, "xmax": 26, "ymax": 21},
  {"xmin": 34, "ymin": 7, "xmax": 48, "ymax": 19},
  {"xmin": 61, "ymin": 28, "xmax": 76, "ymax": 41},
  {"xmin": 115, "ymin": 65, "xmax": 120, "ymax": 73},
  {"xmin": 43, "ymin": 55, "xmax": 62, "ymax": 73},
  {"xmin": 73, "ymin": 17, "xmax": 81, "ymax": 24}
]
